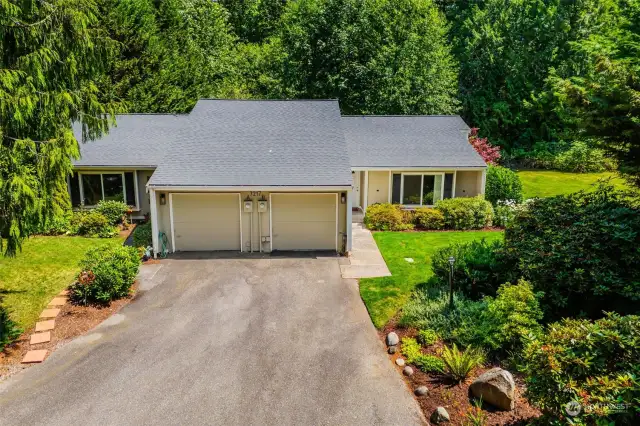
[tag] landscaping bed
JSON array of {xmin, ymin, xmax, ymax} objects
[
  {"xmin": 0, "ymin": 281, "xmax": 138, "ymax": 381},
  {"xmin": 379, "ymin": 321, "xmax": 540, "ymax": 425}
]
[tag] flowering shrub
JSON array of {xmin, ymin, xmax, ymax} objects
[
  {"xmin": 469, "ymin": 128, "xmax": 500, "ymax": 165},
  {"xmin": 522, "ymin": 313, "xmax": 640, "ymax": 424}
]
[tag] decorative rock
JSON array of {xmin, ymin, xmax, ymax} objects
[
  {"xmin": 470, "ymin": 367, "xmax": 516, "ymax": 411},
  {"xmin": 386, "ymin": 332, "xmax": 399, "ymax": 346},
  {"xmin": 414, "ymin": 386, "xmax": 429, "ymax": 396},
  {"xmin": 388, "ymin": 345, "xmax": 397, "ymax": 354},
  {"xmin": 395, "ymin": 358, "xmax": 405, "ymax": 367},
  {"xmin": 430, "ymin": 407, "xmax": 450, "ymax": 424},
  {"xmin": 403, "ymin": 366, "xmax": 414, "ymax": 376}
]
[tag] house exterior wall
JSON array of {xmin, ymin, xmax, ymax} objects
[
  {"xmin": 154, "ymin": 189, "xmax": 348, "ymax": 254},
  {"xmin": 454, "ymin": 170, "xmax": 483, "ymax": 198},
  {"xmin": 367, "ymin": 171, "xmax": 390, "ymax": 205},
  {"xmin": 136, "ymin": 170, "xmax": 154, "ymax": 217}
]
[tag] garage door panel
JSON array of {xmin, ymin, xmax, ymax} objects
[
  {"xmin": 272, "ymin": 194, "xmax": 337, "ymax": 251},
  {"xmin": 172, "ymin": 194, "xmax": 240, "ymax": 251}
]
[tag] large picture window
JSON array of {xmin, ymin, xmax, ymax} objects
[
  {"xmin": 71, "ymin": 171, "xmax": 138, "ymax": 208},
  {"xmin": 392, "ymin": 172, "xmax": 454, "ymax": 206}
]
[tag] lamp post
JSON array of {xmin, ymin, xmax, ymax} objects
[{"xmin": 448, "ymin": 256, "xmax": 455, "ymax": 309}]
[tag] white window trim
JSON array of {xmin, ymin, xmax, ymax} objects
[
  {"xmin": 76, "ymin": 171, "xmax": 139, "ymax": 209},
  {"xmin": 399, "ymin": 172, "xmax": 446, "ymax": 207}
]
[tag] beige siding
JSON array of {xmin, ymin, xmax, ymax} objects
[
  {"xmin": 156, "ymin": 191, "xmax": 172, "ymax": 252},
  {"xmin": 172, "ymin": 193, "xmax": 241, "ymax": 251},
  {"xmin": 271, "ymin": 193, "xmax": 338, "ymax": 251},
  {"xmin": 367, "ymin": 171, "xmax": 390, "ymax": 206},
  {"xmin": 455, "ymin": 171, "xmax": 483, "ymax": 198},
  {"xmin": 136, "ymin": 170, "xmax": 154, "ymax": 216}
]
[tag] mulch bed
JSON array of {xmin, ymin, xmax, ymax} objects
[
  {"xmin": 0, "ymin": 283, "xmax": 138, "ymax": 382},
  {"xmin": 380, "ymin": 320, "xmax": 541, "ymax": 425}
]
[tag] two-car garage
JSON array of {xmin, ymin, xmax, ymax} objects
[{"xmin": 168, "ymin": 192, "xmax": 341, "ymax": 253}]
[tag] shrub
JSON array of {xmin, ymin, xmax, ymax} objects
[
  {"xmin": 431, "ymin": 239, "xmax": 513, "ymax": 299},
  {"xmin": 132, "ymin": 222, "xmax": 152, "ymax": 247},
  {"xmin": 95, "ymin": 200, "xmax": 129, "ymax": 225},
  {"xmin": 468, "ymin": 128, "xmax": 501, "ymax": 165},
  {"xmin": 493, "ymin": 201, "xmax": 517, "ymax": 228},
  {"xmin": 554, "ymin": 141, "xmax": 614, "ymax": 173},
  {"xmin": 37, "ymin": 211, "xmax": 72, "ymax": 235},
  {"xmin": 485, "ymin": 165, "xmax": 523, "ymax": 205},
  {"xmin": 441, "ymin": 343, "xmax": 485, "ymax": 383},
  {"xmin": 462, "ymin": 400, "xmax": 489, "ymax": 426},
  {"xmin": 504, "ymin": 185, "xmax": 640, "ymax": 319},
  {"xmin": 521, "ymin": 313, "xmax": 640, "ymax": 424},
  {"xmin": 472, "ymin": 280, "xmax": 543, "ymax": 353},
  {"xmin": 70, "ymin": 246, "xmax": 140, "ymax": 304},
  {"xmin": 413, "ymin": 208, "xmax": 444, "ymax": 230},
  {"xmin": 435, "ymin": 196, "xmax": 494, "ymax": 230},
  {"xmin": 0, "ymin": 305, "xmax": 22, "ymax": 351},
  {"xmin": 73, "ymin": 211, "xmax": 118, "ymax": 238},
  {"xmin": 417, "ymin": 329, "xmax": 439, "ymax": 346},
  {"xmin": 401, "ymin": 337, "xmax": 445, "ymax": 373},
  {"xmin": 364, "ymin": 203, "xmax": 412, "ymax": 231}
]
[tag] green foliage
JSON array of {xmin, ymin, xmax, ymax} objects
[
  {"xmin": 440, "ymin": 343, "xmax": 484, "ymax": 383},
  {"xmin": 219, "ymin": 0, "xmax": 287, "ymax": 42},
  {"xmin": 549, "ymin": 0, "xmax": 640, "ymax": 186},
  {"xmin": 401, "ymin": 337, "xmax": 445, "ymax": 374},
  {"xmin": 1, "ymin": 0, "xmax": 121, "ymax": 256},
  {"xmin": 493, "ymin": 202, "xmax": 517, "ymax": 228},
  {"xmin": 37, "ymin": 210, "xmax": 73, "ymax": 236},
  {"xmin": 0, "ymin": 304, "xmax": 22, "ymax": 352},
  {"xmin": 95, "ymin": 200, "xmax": 128, "ymax": 225},
  {"xmin": 417, "ymin": 329, "xmax": 439, "ymax": 346},
  {"xmin": 504, "ymin": 185, "xmax": 640, "ymax": 319},
  {"xmin": 435, "ymin": 197, "xmax": 494, "ymax": 230},
  {"xmin": 97, "ymin": 0, "xmax": 237, "ymax": 113},
  {"xmin": 472, "ymin": 280, "xmax": 543, "ymax": 353},
  {"xmin": 431, "ymin": 239, "xmax": 511, "ymax": 299},
  {"xmin": 521, "ymin": 313, "xmax": 640, "ymax": 424},
  {"xmin": 485, "ymin": 166, "xmax": 523, "ymax": 205},
  {"xmin": 132, "ymin": 221, "xmax": 152, "ymax": 247},
  {"xmin": 413, "ymin": 208, "xmax": 445, "ymax": 230},
  {"xmin": 279, "ymin": 0, "xmax": 459, "ymax": 115},
  {"xmin": 72, "ymin": 211, "xmax": 118, "ymax": 238},
  {"xmin": 447, "ymin": 0, "xmax": 618, "ymax": 154},
  {"xmin": 364, "ymin": 203, "xmax": 412, "ymax": 231},
  {"xmin": 553, "ymin": 141, "xmax": 614, "ymax": 173},
  {"xmin": 462, "ymin": 399, "xmax": 489, "ymax": 426},
  {"xmin": 70, "ymin": 245, "xmax": 140, "ymax": 304}
]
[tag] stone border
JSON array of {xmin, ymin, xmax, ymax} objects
[{"xmin": 21, "ymin": 289, "xmax": 68, "ymax": 364}]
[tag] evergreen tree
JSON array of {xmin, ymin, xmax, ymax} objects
[{"xmin": 1, "ymin": 0, "xmax": 121, "ymax": 256}]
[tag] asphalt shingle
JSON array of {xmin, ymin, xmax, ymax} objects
[{"xmin": 342, "ymin": 115, "xmax": 486, "ymax": 168}]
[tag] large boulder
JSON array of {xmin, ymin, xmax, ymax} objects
[{"xmin": 470, "ymin": 368, "xmax": 516, "ymax": 411}]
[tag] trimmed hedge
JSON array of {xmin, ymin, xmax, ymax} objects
[
  {"xmin": 435, "ymin": 196, "xmax": 494, "ymax": 230},
  {"xmin": 132, "ymin": 221, "xmax": 152, "ymax": 247},
  {"xmin": 363, "ymin": 203, "xmax": 412, "ymax": 231},
  {"xmin": 485, "ymin": 165, "xmax": 523, "ymax": 205},
  {"xmin": 413, "ymin": 207, "xmax": 444, "ymax": 230},
  {"xmin": 96, "ymin": 200, "xmax": 129, "ymax": 225}
]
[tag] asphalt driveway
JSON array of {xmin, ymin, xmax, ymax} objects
[{"xmin": 0, "ymin": 254, "xmax": 424, "ymax": 426}]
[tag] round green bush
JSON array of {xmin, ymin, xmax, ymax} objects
[
  {"xmin": 485, "ymin": 165, "xmax": 523, "ymax": 205},
  {"xmin": 96, "ymin": 200, "xmax": 129, "ymax": 225},
  {"xmin": 76, "ymin": 211, "xmax": 117, "ymax": 238},
  {"xmin": 522, "ymin": 313, "xmax": 639, "ymax": 424},
  {"xmin": 71, "ymin": 246, "xmax": 141, "ymax": 304},
  {"xmin": 435, "ymin": 196, "xmax": 494, "ymax": 230},
  {"xmin": 132, "ymin": 221, "xmax": 152, "ymax": 247},
  {"xmin": 413, "ymin": 207, "xmax": 444, "ymax": 230},
  {"xmin": 364, "ymin": 203, "xmax": 412, "ymax": 231},
  {"xmin": 554, "ymin": 141, "xmax": 614, "ymax": 173}
]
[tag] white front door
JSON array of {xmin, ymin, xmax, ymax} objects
[{"xmin": 352, "ymin": 172, "xmax": 361, "ymax": 208}]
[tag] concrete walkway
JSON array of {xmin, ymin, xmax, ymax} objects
[{"xmin": 341, "ymin": 223, "xmax": 392, "ymax": 279}]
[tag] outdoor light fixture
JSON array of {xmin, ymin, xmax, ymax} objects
[
  {"xmin": 448, "ymin": 256, "xmax": 455, "ymax": 309},
  {"xmin": 159, "ymin": 193, "xmax": 166, "ymax": 205},
  {"xmin": 341, "ymin": 192, "xmax": 347, "ymax": 204}
]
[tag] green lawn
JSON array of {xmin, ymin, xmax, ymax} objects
[
  {"xmin": 360, "ymin": 231, "xmax": 504, "ymax": 328},
  {"xmin": 517, "ymin": 170, "xmax": 627, "ymax": 199},
  {"xmin": 0, "ymin": 236, "xmax": 124, "ymax": 331}
]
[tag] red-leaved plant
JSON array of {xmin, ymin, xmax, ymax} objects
[
  {"xmin": 469, "ymin": 128, "xmax": 501, "ymax": 165},
  {"xmin": 72, "ymin": 270, "xmax": 96, "ymax": 305}
]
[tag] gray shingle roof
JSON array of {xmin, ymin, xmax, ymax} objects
[
  {"xmin": 148, "ymin": 100, "xmax": 352, "ymax": 187},
  {"xmin": 343, "ymin": 116, "xmax": 486, "ymax": 168},
  {"xmin": 73, "ymin": 114, "xmax": 186, "ymax": 167}
]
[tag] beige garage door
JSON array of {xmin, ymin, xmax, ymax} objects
[
  {"xmin": 271, "ymin": 193, "xmax": 337, "ymax": 251},
  {"xmin": 172, "ymin": 193, "xmax": 241, "ymax": 251}
]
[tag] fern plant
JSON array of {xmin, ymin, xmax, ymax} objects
[{"xmin": 441, "ymin": 343, "xmax": 485, "ymax": 382}]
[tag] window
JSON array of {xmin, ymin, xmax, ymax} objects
[
  {"xmin": 70, "ymin": 171, "xmax": 139, "ymax": 208},
  {"xmin": 391, "ymin": 172, "xmax": 453, "ymax": 206}
]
